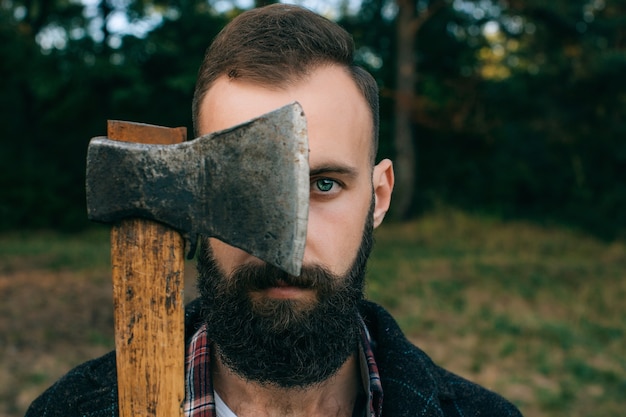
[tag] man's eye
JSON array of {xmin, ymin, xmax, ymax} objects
[{"xmin": 315, "ymin": 178, "xmax": 336, "ymax": 192}]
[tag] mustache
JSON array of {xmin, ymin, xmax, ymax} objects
[{"xmin": 223, "ymin": 263, "xmax": 342, "ymax": 294}]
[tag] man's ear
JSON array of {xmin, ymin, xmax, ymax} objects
[{"xmin": 372, "ymin": 159, "xmax": 394, "ymax": 228}]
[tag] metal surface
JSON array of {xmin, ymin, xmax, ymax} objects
[{"xmin": 86, "ymin": 102, "xmax": 309, "ymax": 276}]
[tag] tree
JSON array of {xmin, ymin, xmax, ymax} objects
[
  {"xmin": 393, "ymin": 0, "xmax": 445, "ymax": 219},
  {"xmin": 2, "ymin": 0, "xmax": 624, "ymax": 237},
  {"xmin": 0, "ymin": 0, "xmax": 228, "ymax": 231},
  {"xmin": 486, "ymin": 0, "xmax": 626, "ymax": 236}
]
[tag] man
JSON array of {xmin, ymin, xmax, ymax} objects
[{"xmin": 26, "ymin": 4, "xmax": 522, "ymax": 417}]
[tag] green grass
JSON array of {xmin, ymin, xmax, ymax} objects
[
  {"xmin": 367, "ymin": 209, "xmax": 626, "ymax": 416},
  {"xmin": 0, "ymin": 226, "xmax": 111, "ymax": 272},
  {"xmin": 2, "ymin": 209, "xmax": 625, "ymax": 416}
]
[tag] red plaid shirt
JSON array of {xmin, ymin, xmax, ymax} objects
[{"xmin": 184, "ymin": 317, "xmax": 383, "ymax": 417}]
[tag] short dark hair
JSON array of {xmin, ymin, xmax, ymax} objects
[{"xmin": 192, "ymin": 4, "xmax": 379, "ymax": 161}]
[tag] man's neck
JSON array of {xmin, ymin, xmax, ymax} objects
[{"xmin": 212, "ymin": 353, "xmax": 361, "ymax": 417}]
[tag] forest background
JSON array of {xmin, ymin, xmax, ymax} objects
[
  {"xmin": 1, "ymin": 0, "xmax": 625, "ymax": 236},
  {"xmin": 1, "ymin": 0, "xmax": 625, "ymax": 416}
]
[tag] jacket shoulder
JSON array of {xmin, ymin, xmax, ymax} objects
[
  {"xmin": 26, "ymin": 300, "xmax": 205, "ymax": 416},
  {"xmin": 25, "ymin": 351, "xmax": 118, "ymax": 417},
  {"xmin": 435, "ymin": 366, "xmax": 523, "ymax": 417},
  {"xmin": 359, "ymin": 300, "xmax": 523, "ymax": 417}
]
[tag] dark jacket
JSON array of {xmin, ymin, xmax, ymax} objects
[{"xmin": 26, "ymin": 300, "xmax": 523, "ymax": 416}]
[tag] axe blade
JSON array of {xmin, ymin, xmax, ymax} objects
[{"xmin": 87, "ymin": 102, "xmax": 309, "ymax": 275}]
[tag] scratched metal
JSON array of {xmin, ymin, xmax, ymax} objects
[{"xmin": 86, "ymin": 102, "xmax": 309, "ymax": 276}]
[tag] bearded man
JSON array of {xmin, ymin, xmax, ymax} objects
[{"xmin": 27, "ymin": 4, "xmax": 522, "ymax": 417}]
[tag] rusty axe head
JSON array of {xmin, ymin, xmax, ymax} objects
[{"xmin": 86, "ymin": 102, "xmax": 309, "ymax": 276}]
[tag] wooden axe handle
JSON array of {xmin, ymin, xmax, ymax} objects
[{"xmin": 108, "ymin": 120, "xmax": 187, "ymax": 417}]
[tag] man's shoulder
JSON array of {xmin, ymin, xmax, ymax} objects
[
  {"xmin": 26, "ymin": 300, "xmax": 205, "ymax": 416},
  {"xmin": 359, "ymin": 300, "xmax": 523, "ymax": 417},
  {"xmin": 25, "ymin": 351, "xmax": 118, "ymax": 417}
]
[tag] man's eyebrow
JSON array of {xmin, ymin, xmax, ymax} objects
[{"xmin": 309, "ymin": 164, "xmax": 358, "ymax": 178}]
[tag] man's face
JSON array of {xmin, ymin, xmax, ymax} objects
[
  {"xmin": 197, "ymin": 209, "xmax": 373, "ymax": 387},
  {"xmin": 198, "ymin": 65, "xmax": 376, "ymax": 283},
  {"xmin": 196, "ymin": 65, "xmax": 393, "ymax": 387}
]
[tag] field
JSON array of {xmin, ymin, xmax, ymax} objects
[{"xmin": 1, "ymin": 209, "xmax": 624, "ymax": 416}]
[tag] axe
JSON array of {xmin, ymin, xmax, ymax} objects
[{"xmin": 85, "ymin": 102, "xmax": 309, "ymax": 416}]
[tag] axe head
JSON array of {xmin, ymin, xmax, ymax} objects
[{"xmin": 86, "ymin": 102, "xmax": 309, "ymax": 276}]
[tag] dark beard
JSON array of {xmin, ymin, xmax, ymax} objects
[{"xmin": 196, "ymin": 203, "xmax": 374, "ymax": 389}]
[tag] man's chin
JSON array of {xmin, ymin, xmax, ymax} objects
[{"xmin": 197, "ymin": 253, "xmax": 368, "ymax": 388}]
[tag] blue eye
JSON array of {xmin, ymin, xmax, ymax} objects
[{"xmin": 315, "ymin": 178, "xmax": 335, "ymax": 192}]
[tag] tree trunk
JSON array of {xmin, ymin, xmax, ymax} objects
[
  {"xmin": 393, "ymin": 0, "xmax": 418, "ymax": 219},
  {"xmin": 393, "ymin": 0, "xmax": 445, "ymax": 219}
]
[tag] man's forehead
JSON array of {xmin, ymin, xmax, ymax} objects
[
  {"xmin": 199, "ymin": 77, "xmax": 296, "ymax": 134},
  {"xmin": 199, "ymin": 68, "xmax": 373, "ymax": 169},
  {"xmin": 200, "ymin": 68, "xmax": 370, "ymax": 127}
]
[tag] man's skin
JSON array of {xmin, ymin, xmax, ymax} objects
[{"xmin": 197, "ymin": 64, "xmax": 394, "ymax": 416}]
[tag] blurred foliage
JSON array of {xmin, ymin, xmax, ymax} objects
[
  {"xmin": 344, "ymin": 0, "xmax": 625, "ymax": 237},
  {"xmin": 0, "ymin": 0, "xmax": 624, "ymax": 238}
]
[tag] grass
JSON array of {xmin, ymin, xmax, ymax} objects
[
  {"xmin": 0, "ymin": 227, "xmax": 112, "ymax": 272},
  {"xmin": 1, "ymin": 209, "xmax": 624, "ymax": 416},
  {"xmin": 367, "ymin": 209, "xmax": 626, "ymax": 416}
]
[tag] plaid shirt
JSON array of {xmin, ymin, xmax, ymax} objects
[{"xmin": 184, "ymin": 317, "xmax": 383, "ymax": 417}]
